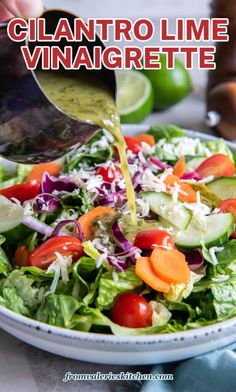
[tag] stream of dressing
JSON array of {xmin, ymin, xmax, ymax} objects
[{"xmin": 36, "ymin": 71, "xmax": 137, "ymax": 223}]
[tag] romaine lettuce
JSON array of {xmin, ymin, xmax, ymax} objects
[{"xmin": 96, "ymin": 267, "xmax": 143, "ymax": 310}]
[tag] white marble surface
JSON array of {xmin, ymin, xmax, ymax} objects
[{"xmin": 0, "ymin": 1, "xmax": 213, "ymax": 391}]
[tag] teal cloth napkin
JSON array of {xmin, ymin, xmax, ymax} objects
[{"xmin": 140, "ymin": 344, "xmax": 236, "ymax": 392}]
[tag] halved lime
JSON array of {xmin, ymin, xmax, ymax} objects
[{"xmin": 117, "ymin": 70, "xmax": 154, "ymax": 124}]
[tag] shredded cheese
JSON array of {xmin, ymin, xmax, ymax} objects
[
  {"xmin": 184, "ymin": 192, "xmax": 211, "ymax": 230},
  {"xmin": 208, "ymin": 246, "xmax": 224, "ymax": 266},
  {"xmin": 112, "ymin": 271, "xmax": 119, "ymax": 281},
  {"xmin": 46, "ymin": 252, "xmax": 73, "ymax": 293}
]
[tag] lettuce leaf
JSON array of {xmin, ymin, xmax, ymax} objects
[
  {"xmin": 203, "ymin": 139, "xmax": 234, "ymax": 162},
  {"xmin": 0, "ymin": 235, "xmax": 12, "ymax": 277},
  {"xmin": 20, "ymin": 266, "xmax": 54, "ymax": 282},
  {"xmin": 0, "ymin": 163, "xmax": 33, "ymax": 190},
  {"xmin": 16, "ymin": 164, "xmax": 33, "ymax": 182},
  {"xmin": 60, "ymin": 188, "xmax": 93, "ymax": 214},
  {"xmin": 216, "ymin": 240, "xmax": 236, "ymax": 273},
  {"xmin": 65, "ymin": 131, "xmax": 113, "ymax": 171},
  {"xmin": 2, "ymin": 224, "xmax": 33, "ymax": 247},
  {"xmin": 36, "ymin": 297, "xmax": 167, "ymax": 335},
  {"xmin": 165, "ymin": 271, "xmax": 205, "ymax": 302},
  {"xmin": 36, "ymin": 294, "xmax": 80, "ymax": 328},
  {"xmin": 164, "ymin": 301, "xmax": 196, "ymax": 323},
  {"xmin": 0, "ymin": 287, "xmax": 30, "ymax": 316},
  {"xmin": 211, "ymin": 278, "xmax": 236, "ymax": 319},
  {"xmin": 96, "ymin": 267, "xmax": 143, "ymax": 310},
  {"xmin": 73, "ymin": 256, "xmax": 103, "ymax": 305},
  {"xmin": 186, "ymin": 290, "xmax": 216, "ymax": 321},
  {"xmin": 0, "ymin": 248, "xmax": 12, "ymax": 278},
  {"xmin": 0, "ymin": 270, "xmax": 38, "ymax": 313},
  {"xmin": 148, "ymin": 124, "xmax": 185, "ymax": 142}
]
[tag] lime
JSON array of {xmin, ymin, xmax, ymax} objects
[
  {"xmin": 117, "ymin": 70, "xmax": 154, "ymax": 123},
  {"xmin": 142, "ymin": 54, "xmax": 192, "ymax": 110}
]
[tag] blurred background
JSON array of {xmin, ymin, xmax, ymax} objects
[
  {"xmin": 45, "ymin": 0, "xmax": 210, "ymax": 131},
  {"xmin": 45, "ymin": 0, "xmax": 209, "ymax": 18}
]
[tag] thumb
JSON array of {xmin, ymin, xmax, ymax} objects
[{"xmin": 2, "ymin": 0, "xmax": 44, "ymax": 18}]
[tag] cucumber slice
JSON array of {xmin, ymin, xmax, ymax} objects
[
  {"xmin": 186, "ymin": 157, "xmax": 205, "ymax": 172},
  {"xmin": 0, "ymin": 195, "xmax": 24, "ymax": 233},
  {"xmin": 207, "ymin": 177, "xmax": 236, "ymax": 199},
  {"xmin": 141, "ymin": 191, "xmax": 191, "ymax": 230},
  {"xmin": 172, "ymin": 213, "xmax": 234, "ymax": 249}
]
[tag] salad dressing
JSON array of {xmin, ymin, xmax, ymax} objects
[{"xmin": 36, "ymin": 71, "xmax": 137, "ymax": 223}]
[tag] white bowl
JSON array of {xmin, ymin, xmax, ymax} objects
[{"xmin": 0, "ymin": 125, "xmax": 236, "ymax": 365}]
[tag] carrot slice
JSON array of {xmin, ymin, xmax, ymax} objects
[
  {"xmin": 173, "ymin": 156, "xmax": 186, "ymax": 177},
  {"xmin": 27, "ymin": 163, "xmax": 62, "ymax": 182},
  {"xmin": 135, "ymin": 257, "xmax": 170, "ymax": 293},
  {"xmin": 164, "ymin": 174, "xmax": 196, "ymax": 203},
  {"xmin": 150, "ymin": 248, "xmax": 190, "ymax": 284},
  {"xmin": 78, "ymin": 206, "xmax": 116, "ymax": 240},
  {"xmin": 135, "ymin": 134, "xmax": 155, "ymax": 147}
]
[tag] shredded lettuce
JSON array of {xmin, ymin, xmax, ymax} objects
[
  {"xmin": 165, "ymin": 271, "xmax": 205, "ymax": 303},
  {"xmin": 0, "ymin": 270, "xmax": 39, "ymax": 315},
  {"xmin": 150, "ymin": 301, "xmax": 172, "ymax": 326},
  {"xmin": 97, "ymin": 267, "xmax": 143, "ymax": 310}
]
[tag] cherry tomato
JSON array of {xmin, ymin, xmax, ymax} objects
[
  {"xmin": 134, "ymin": 230, "xmax": 175, "ymax": 250},
  {"xmin": 124, "ymin": 136, "xmax": 142, "ymax": 154},
  {"xmin": 219, "ymin": 199, "xmax": 236, "ymax": 221},
  {"xmin": 14, "ymin": 245, "xmax": 30, "ymax": 267},
  {"xmin": 96, "ymin": 164, "xmax": 123, "ymax": 183},
  {"xmin": 112, "ymin": 293, "xmax": 153, "ymax": 328},
  {"xmin": 29, "ymin": 236, "xmax": 83, "ymax": 269},
  {"xmin": 231, "ymin": 232, "xmax": 236, "ymax": 239},
  {"xmin": 195, "ymin": 154, "xmax": 235, "ymax": 178},
  {"xmin": 0, "ymin": 180, "xmax": 40, "ymax": 204}
]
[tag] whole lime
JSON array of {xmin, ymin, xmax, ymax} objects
[{"xmin": 142, "ymin": 54, "xmax": 192, "ymax": 110}]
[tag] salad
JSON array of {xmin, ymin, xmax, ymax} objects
[{"xmin": 0, "ymin": 124, "xmax": 236, "ymax": 336}]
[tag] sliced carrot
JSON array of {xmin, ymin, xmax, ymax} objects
[
  {"xmin": 164, "ymin": 174, "xmax": 196, "ymax": 203},
  {"xmin": 135, "ymin": 134, "xmax": 155, "ymax": 147},
  {"xmin": 173, "ymin": 156, "xmax": 186, "ymax": 178},
  {"xmin": 135, "ymin": 257, "xmax": 170, "ymax": 293},
  {"xmin": 78, "ymin": 206, "xmax": 116, "ymax": 240},
  {"xmin": 150, "ymin": 248, "xmax": 190, "ymax": 284},
  {"xmin": 27, "ymin": 162, "xmax": 62, "ymax": 182},
  {"xmin": 14, "ymin": 245, "xmax": 30, "ymax": 267}
]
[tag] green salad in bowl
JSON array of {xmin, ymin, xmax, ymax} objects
[{"xmin": 0, "ymin": 124, "xmax": 236, "ymax": 336}]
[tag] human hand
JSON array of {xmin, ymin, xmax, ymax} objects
[{"xmin": 0, "ymin": 0, "xmax": 44, "ymax": 22}]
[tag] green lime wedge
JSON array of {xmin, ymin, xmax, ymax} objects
[{"xmin": 117, "ymin": 70, "xmax": 154, "ymax": 124}]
